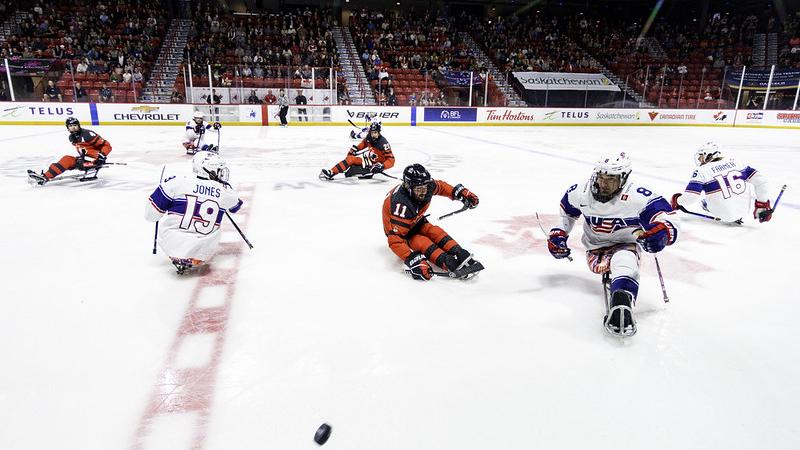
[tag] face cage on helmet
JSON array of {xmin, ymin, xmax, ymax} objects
[{"xmin": 591, "ymin": 171, "xmax": 629, "ymax": 203}]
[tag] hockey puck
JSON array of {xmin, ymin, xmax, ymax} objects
[{"xmin": 314, "ymin": 423, "xmax": 332, "ymax": 445}]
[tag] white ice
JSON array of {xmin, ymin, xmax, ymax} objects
[{"xmin": 0, "ymin": 123, "xmax": 798, "ymax": 450}]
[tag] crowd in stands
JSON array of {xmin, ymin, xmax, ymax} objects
[
  {"xmin": 467, "ymin": 13, "xmax": 600, "ymax": 74},
  {"xmin": 349, "ymin": 9, "xmax": 508, "ymax": 106},
  {"xmin": 2, "ymin": 2, "xmax": 799, "ymax": 108},
  {"xmin": 1, "ymin": 0, "xmax": 167, "ymax": 102},
  {"xmin": 178, "ymin": 4, "xmax": 348, "ymax": 103}
]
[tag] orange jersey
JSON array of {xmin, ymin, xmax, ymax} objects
[
  {"xmin": 69, "ymin": 128, "xmax": 112, "ymax": 158},
  {"xmin": 355, "ymin": 134, "xmax": 394, "ymax": 169},
  {"xmin": 382, "ymin": 180, "xmax": 456, "ymax": 259}
]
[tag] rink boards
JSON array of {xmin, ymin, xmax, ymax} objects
[{"xmin": 1, "ymin": 102, "xmax": 798, "ymax": 129}]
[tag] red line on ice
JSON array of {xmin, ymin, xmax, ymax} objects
[{"xmin": 131, "ymin": 185, "xmax": 254, "ymax": 450}]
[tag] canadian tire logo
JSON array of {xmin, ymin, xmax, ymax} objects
[{"xmin": 648, "ymin": 112, "xmax": 659, "ymax": 121}]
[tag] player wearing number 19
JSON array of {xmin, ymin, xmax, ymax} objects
[
  {"xmin": 547, "ymin": 152, "xmax": 679, "ymax": 337},
  {"xmin": 671, "ymin": 142, "xmax": 771, "ymax": 224},
  {"xmin": 144, "ymin": 152, "xmax": 244, "ymax": 274}
]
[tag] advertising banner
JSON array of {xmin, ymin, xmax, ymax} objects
[
  {"xmin": 0, "ymin": 102, "xmax": 91, "ymax": 124},
  {"xmin": 725, "ymin": 69, "xmax": 800, "ymax": 90},
  {"xmin": 423, "ymin": 107, "xmax": 477, "ymax": 122},
  {"xmin": 95, "ymin": 103, "xmax": 192, "ymax": 124},
  {"xmin": 513, "ymin": 72, "xmax": 621, "ymax": 91}
]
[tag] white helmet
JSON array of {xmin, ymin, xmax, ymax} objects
[
  {"xmin": 694, "ymin": 141, "xmax": 723, "ymax": 166},
  {"xmin": 192, "ymin": 111, "xmax": 204, "ymax": 124},
  {"xmin": 192, "ymin": 151, "xmax": 229, "ymax": 182},
  {"xmin": 591, "ymin": 151, "xmax": 632, "ymax": 203}
]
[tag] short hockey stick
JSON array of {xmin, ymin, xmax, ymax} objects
[
  {"xmin": 153, "ymin": 165, "xmax": 165, "ymax": 254},
  {"xmin": 653, "ymin": 255, "xmax": 669, "ymax": 303},
  {"xmin": 404, "ymin": 261, "xmax": 485, "ymax": 279},
  {"xmin": 762, "ymin": 184, "xmax": 788, "ymax": 220},
  {"xmin": 675, "ymin": 204, "xmax": 722, "ymax": 221},
  {"xmin": 439, "ymin": 203, "xmax": 469, "ymax": 220},
  {"xmin": 348, "ymin": 119, "xmax": 360, "ymax": 128},
  {"xmin": 377, "ymin": 171, "xmax": 398, "ymax": 180},
  {"xmin": 535, "ymin": 212, "xmax": 573, "ymax": 262},
  {"xmin": 226, "ymin": 211, "xmax": 254, "ymax": 249}
]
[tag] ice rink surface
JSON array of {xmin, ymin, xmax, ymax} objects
[{"xmin": 1, "ymin": 123, "xmax": 798, "ymax": 450}]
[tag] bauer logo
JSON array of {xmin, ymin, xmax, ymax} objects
[
  {"xmin": 423, "ymin": 107, "xmax": 476, "ymax": 122},
  {"xmin": 346, "ymin": 110, "xmax": 400, "ymax": 120}
]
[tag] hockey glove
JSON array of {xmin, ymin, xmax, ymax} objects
[
  {"xmin": 370, "ymin": 162, "xmax": 384, "ymax": 174},
  {"xmin": 94, "ymin": 153, "xmax": 107, "ymax": 168},
  {"xmin": 212, "ymin": 122, "xmax": 222, "ymax": 130},
  {"xmin": 453, "ymin": 184, "xmax": 479, "ymax": 208},
  {"xmin": 194, "ymin": 124, "xmax": 205, "ymax": 134},
  {"xmin": 547, "ymin": 229, "xmax": 571, "ymax": 259},
  {"xmin": 754, "ymin": 200, "xmax": 772, "ymax": 223},
  {"xmin": 670, "ymin": 193, "xmax": 685, "ymax": 212},
  {"xmin": 637, "ymin": 223, "xmax": 670, "ymax": 253},
  {"xmin": 405, "ymin": 251, "xmax": 432, "ymax": 281},
  {"xmin": 349, "ymin": 145, "xmax": 360, "ymax": 156}
]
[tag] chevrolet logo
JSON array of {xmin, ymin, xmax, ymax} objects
[{"xmin": 131, "ymin": 106, "xmax": 159, "ymax": 112}]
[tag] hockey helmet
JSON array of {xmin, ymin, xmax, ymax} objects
[
  {"xmin": 192, "ymin": 111, "xmax": 205, "ymax": 124},
  {"xmin": 402, "ymin": 163, "xmax": 432, "ymax": 202},
  {"xmin": 369, "ymin": 121, "xmax": 382, "ymax": 134},
  {"xmin": 192, "ymin": 151, "xmax": 229, "ymax": 182},
  {"xmin": 65, "ymin": 116, "xmax": 81, "ymax": 132},
  {"xmin": 694, "ymin": 141, "xmax": 723, "ymax": 166},
  {"xmin": 591, "ymin": 152, "xmax": 632, "ymax": 203}
]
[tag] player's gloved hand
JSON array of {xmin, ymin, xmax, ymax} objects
[
  {"xmin": 670, "ymin": 193, "xmax": 685, "ymax": 211},
  {"xmin": 370, "ymin": 162, "xmax": 384, "ymax": 174},
  {"xmin": 75, "ymin": 155, "xmax": 86, "ymax": 170},
  {"xmin": 212, "ymin": 122, "xmax": 222, "ymax": 130},
  {"xmin": 405, "ymin": 251, "xmax": 432, "ymax": 281},
  {"xmin": 753, "ymin": 200, "xmax": 772, "ymax": 222},
  {"xmin": 453, "ymin": 184, "xmax": 479, "ymax": 208},
  {"xmin": 637, "ymin": 223, "xmax": 670, "ymax": 253},
  {"xmin": 94, "ymin": 153, "xmax": 107, "ymax": 167},
  {"xmin": 349, "ymin": 145, "xmax": 360, "ymax": 156},
  {"xmin": 547, "ymin": 229, "xmax": 571, "ymax": 259},
  {"xmin": 194, "ymin": 124, "xmax": 204, "ymax": 134}
]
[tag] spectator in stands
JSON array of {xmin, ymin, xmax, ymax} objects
[
  {"xmin": 74, "ymin": 82, "xmax": 88, "ymax": 102},
  {"xmin": 76, "ymin": 59, "xmax": 88, "ymax": 74},
  {"xmin": 171, "ymin": 90, "xmax": 184, "ymax": 103},
  {"xmin": 42, "ymin": 80, "xmax": 62, "ymax": 102},
  {"xmin": 132, "ymin": 69, "xmax": 144, "ymax": 83},
  {"xmin": 207, "ymin": 89, "xmax": 222, "ymax": 104},
  {"xmin": 409, "ymin": 92, "xmax": 417, "ymax": 106},
  {"xmin": 0, "ymin": 85, "xmax": 8, "ymax": 101},
  {"xmin": 295, "ymin": 89, "xmax": 308, "ymax": 122},
  {"xmin": 247, "ymin": 90, "xmax": 261, "ymax": 104},
  {"xmin": 704, "ymin": 91, "xmax": 713, "ymax": 101},
  {"xmin": 746, "ymin": 95, "xmax": 761, "ymax": 109},
  {"xmin": 99, "ymin": 83, "xmax": 114, "ymax": 103},
  {"xmin": 265, "ymin": 90, "xmax": 277, "ymax": 104},
  {"xmin": 387, "ymin": 88, "xmax": 397, "ymax": 106},
  {"xmin": 123, "ymin": 71, "xmax": 133, "ymax": 84}
]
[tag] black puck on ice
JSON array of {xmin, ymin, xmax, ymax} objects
[{"xmin": 314, "ymin": 423, "xmax": 332, "ymax": 445}]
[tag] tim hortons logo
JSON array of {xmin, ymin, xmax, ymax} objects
[
  {"xmin": 486, "ymin": 109, "xmax": 535, "ymax": 121},
  {"xmin": 131, "ymin": 105, "xmax": 159, "ymax": 112},
  {"xmin": 648, "ymin": 112, "xmax": 659, "ymax": 121}
]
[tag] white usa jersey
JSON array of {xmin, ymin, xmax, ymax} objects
[
  {"xmin": 676, "ymin": 156, "xmax": 768, "ymax": 222},
  {"xmin": 182, "ymin": 120, "xmax": 218, "ymax": 149},
  {"xmin": 144, "ymin": 175, "xmax": 243, "ymax": 261},
  {"xmin": 558, "ymin": 177, "xmax": 679, "ymax": 251}
]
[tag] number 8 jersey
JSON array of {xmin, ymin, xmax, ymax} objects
[
  {"xmin": 676, "ymin": 156, "xmax": 769, "ymax": 222},
  {"xmin": 145, "ymin": 175, "xmax": 243, "ymax": 261}
]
